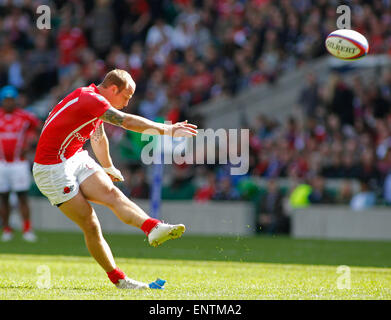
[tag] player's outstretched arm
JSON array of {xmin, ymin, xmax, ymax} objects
[{"xmin": 99, "ymin": 107, "xmax": 198, "ymax": 137}]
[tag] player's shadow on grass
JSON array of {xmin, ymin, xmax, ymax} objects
[{"xmin": 1, "ymin": 231, "xmax": 390, "ymax": 268}]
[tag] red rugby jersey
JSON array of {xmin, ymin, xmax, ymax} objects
[
  {"xmin": 0, "ymin": 108, "xmax": 40, "ymax": 162},
  {"xmin": 34, "ymin": 84, "xmax": 111, "ymax": 165}
]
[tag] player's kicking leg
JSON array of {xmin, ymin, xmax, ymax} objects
[
  {"xmin": 59, "ymin": 170, "xmax": 184, "ymax": 289},
  {"xmin": 79, "ymin": 170, "xmax": 186, "ymax": 248}
]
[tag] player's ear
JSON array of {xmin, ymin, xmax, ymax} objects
[{"xmin": 109, "ymin": 85, "xmax": 119, "ymax": 95}]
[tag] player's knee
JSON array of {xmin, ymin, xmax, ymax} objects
[{"xmin": 103, "ymin": 186, "xmax": 123, "ymax": 205}]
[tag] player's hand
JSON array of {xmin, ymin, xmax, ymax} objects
[
  {"xmin": 103, "ymin": 166, "xmax": 124, "ymax": 182},
  {"xmin": 170, "ymin": 120, "xmax": 198, "ymax": 137}
]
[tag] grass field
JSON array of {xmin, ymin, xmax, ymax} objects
[{"xmin": 0, "ymin": 231, "xmax": 390, "ymax": 300}]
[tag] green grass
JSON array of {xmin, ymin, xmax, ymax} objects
[{"xmin": 0, "ymin": 231, "xmax": 391, "ymax": 299}]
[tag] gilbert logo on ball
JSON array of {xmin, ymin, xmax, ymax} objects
[{"xmin": 325, "ymin": 29, "xmax": 369, "ymax": 60}]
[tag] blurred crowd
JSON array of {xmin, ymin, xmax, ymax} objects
[
  {"xmin": 2, "ymin": 0, "xmax": 391, "ymax": 234},
  {"xmin": 250, "ymin": 69, "xmax": 391, "ymax": 211},
  {"xmin": 3, "ymin": 0, "xmax": 391, "ymax": 114}
]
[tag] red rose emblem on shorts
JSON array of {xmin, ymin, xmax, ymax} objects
[{"xmin": 63, "ymin": 185, "xmax": 74, "ymax": 194}]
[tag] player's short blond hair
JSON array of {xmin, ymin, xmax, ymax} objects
[{"xmin": 101, "ymin": 69, "xmax": 135, "ymax": 93}]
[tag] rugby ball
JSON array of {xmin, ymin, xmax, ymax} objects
[{"xmin": 325, "ymin": 29, "xmax": 369, "ymax": 60}]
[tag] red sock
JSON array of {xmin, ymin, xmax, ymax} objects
[
  {"xmin": 141, "ymin": 218, "xmax": 160, "ymax": 236},
  {"xmin": 23, "ymin": 220, "xmax": 31, "ymax": 233},
  {"xmin": 3, "ymin": 226, "xmax": 12, "ymax": 233},
  {"xmin": 107, "ymin": 267, "xmax": 126, "ymax": 284}
]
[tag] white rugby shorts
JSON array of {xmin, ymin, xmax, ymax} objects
[
  {"xmin": 32, "ymin": 150, "xmax": 103, "ymax": 206},
  {"xmin": 0, "ymin": 160, "xmax": 32, "ymax": 193}
]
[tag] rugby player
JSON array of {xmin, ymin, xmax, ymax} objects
[
  {"xmin": 0, "ymin": 86, "xmax": 41, "ymax": 242},
  {"xmin": 33, "ymin": 69, "xmax": 198, "ymax": 289}
]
